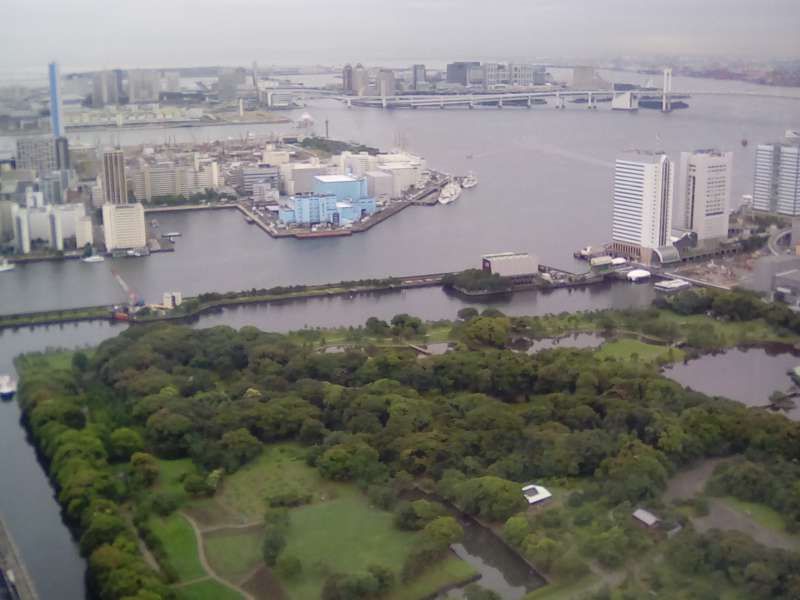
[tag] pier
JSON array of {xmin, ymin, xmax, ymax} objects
[{"xmin": 0, "ymin": 517, "xmax": 39, "ymax": 600}]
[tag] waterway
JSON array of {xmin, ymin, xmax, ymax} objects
[
  {"xmin": 2, "ymin": 72, "xmax": 800, "ymax": 315},
  {"xmin": 664, "ymin": 344, "xmax": 800, "ymax": 421},
  {"xmin": 1, "ymin": 71, "xmax": 799, "ymax": 598}
]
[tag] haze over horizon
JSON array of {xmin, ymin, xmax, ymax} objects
[{"xmin": 4, "ymin": 0, "xmax": 800, "ymax": 72}]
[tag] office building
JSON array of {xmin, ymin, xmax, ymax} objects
[
  {"xmin": 342, "ymin": 64, "xmax": 353, "ymax": 93},
  {"xmin": 16, "ymin": 136, "xmax": 57, "ymax": 176},
  {"xmin": 509, "ymin": 63, "xmax": 545, "ymax": 87},
  {"xmin": 412, "ymin": 64, "xmax": 426, "ymax": 90},
  {"xmin": 278, "ymin": 193, "xmax": 376, "ymax": 226},
  {"xmin": 41, "ymin": 170, "xmax": 71, "ymax": 204},
  {"xmin": 49, "ymin": 62, "xmax": 65, "ymax": 137},
  {"xmin": 164, "ymin": 71, "xmax": 180, "ymax": 93},
  {"xmin": 26, "ymin": 205, "xmax": 63, "ymax": 251},
  {"xmin": 0, "ymin": 200, "xmax": 15, "ymax": 242},
  {"xmin": 102, "ymin": 202, "xmax": 146, "ymax": 250},
  {"xmin": 446, "ymin": 62, "xmax": 481, "ymax": 86},
  {"xmin": 92, "ymin": 70, "xmax": 120, "ymax": 106},
  {"xmin": 253, "ymin": 182, "xmax": 279, "ymax": 204},
  {"xmin": 366, "ymin": 170, "xmax": 393, "ymax": 201},
  {"xmin": 753, "ymin": 139, "xmax": 800, "ymax": 215},
  {"xmin": 677, "ymin": 150, "xmax": 732, "ymax": 242},
  {"xmin": 102, "ymin": 150, "xmax": 127, "ymax": 204},
  {"xmin": 611, "ymin": 152, "xmax": 675, "ymax": 264},
  {"xmin": 54, "ymin": 136, "xmax": 70, "ymax": 170},
  {"xmin": 377, "ymin": 69, "xmax": 395, "ymax": 97},
  {"xmin": 130, "ymin": 161, "xmax": 219, "ymax": 201},
  {"xmin": 127, "ymin": 69, "xmax": 160, "ymax": 103},
  {"xmin": 13, "ymin": 207, "xmax": 31, "ymax": 254},
  {"xmin": 482, "ymin": 63, "xmax": 501, "ymax": 89},
  {"xmin": 239, "ymin": 165, "xmax": 280, "ymax": 194},
  {"xmin": 75, "ymin": 216, "xmax": 94, "ymax": 248},
  {"xmin": 280, "ymin": 163, "xmax": 328, "ymax": 195},
  {"xmin": 352, "ymin": 64, "xmax": 368, "ymax": 96}
]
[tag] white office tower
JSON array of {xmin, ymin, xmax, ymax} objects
[
  {"xmin": 102, "ymin": 203, "xmax": 146, "ymax": 250},
  {"xmin": 753, "ymin": 141, "xmax": 800, "ymax": 215},
  {"xmin": 27, "ymin": 206, "xmax": 63, "ymax": 251},
  {"xmin": 678, "ymin": 150, "xmax": 732, "ymax": 242},
  {"xmin": 611, "ymin": 152, "xmax": 674, "ymax": 264},
  {"xmin": 76, "ymin": 216, "xmax": 94, "ymax": 248},
  {"xmin": 12, "ymin": 206, "xmax": 31, "ymax": 254}
]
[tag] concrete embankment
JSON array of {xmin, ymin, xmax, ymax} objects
[{"xmin": 0, "ymin": 516, "xmax": 39, "ymax": 600}]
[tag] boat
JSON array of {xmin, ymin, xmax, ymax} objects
[
  {"xmin": 438, "ymin": 182, "xmax": 462, "ymax": 205},
  {"xmin": 461, "ymin": 173, "xmax": 478, "ymax": 189},
  {"xmin": 245, "ymin": 215, "xmax": 255, "ymax": 224},
  {"xmin": 0, "ymin": 258, "xmax": 16, "ymax": 272},
  {"xmin": 790, "ymin": 366, "xmax": 800, "ymax": 386},
  {"xmin": 81, "ymin": 255, "xmax": 105, "ymax": 263},
  {"xmin": 162, "ymin": 232, "xmax": 182, "ymax": 238},
  {"xmin": 0, "ymin": 374, "xmax": 18, "ymax": 399}
]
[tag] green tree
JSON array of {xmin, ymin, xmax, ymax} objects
[
  {"xmin": 129, "ymin": 452, "xmax": 159, "ymax": 487},
  {"xmin": 109, "ymin": 427, "xmax": 145, "ymax": 461}
]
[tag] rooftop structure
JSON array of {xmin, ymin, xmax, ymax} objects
[
  {"xmin": 632, "ymin": 508, "xmax": 660, "ymax": 528},
  {"xmin": 482, "ymin": 252, "xmax": 539, "ymax": 277},
  {"xmin": 522, "ymin": 484, "xmax": 552, "ymax": 505}
]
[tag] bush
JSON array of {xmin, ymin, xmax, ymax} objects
[
  {"xmin": 150, "ymin": 491, "xmax": 181, "ymax": 516},
  {"xmin": 183, "ymin": 473, "xmax": 212, "ymax": 497},
  {"xmin": 276, "ymin": 554, "xmax": 302, "ymax": 579},
  {"xmin": 267, "ymin": 488, "xmax": 312, "ymax": 508}
]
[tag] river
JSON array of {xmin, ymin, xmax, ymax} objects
[{"xmin": 1, "ymin": 71, "xmax": 799, "ymax": 598}]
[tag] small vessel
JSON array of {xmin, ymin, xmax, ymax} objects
[
  {"xmin": 245, "ymin": 215, "xmax": 255, "ymax": 224},
  {"xmin": 81, "ymin": 255, "xmax": 105, "ymax": 263},
  {"xmin": 0, "ymin": 374, "xmax": 18, "ymax": 399},
  {"xmin": 790, "ymin": 366, "xmax": 800, "ymax": 386},
  {"xmin": 162, "ymin": 232, "xmax": 182, "ymax": 238},
  {"xmin": 0, "ymin": 258, "xmax": 15, "ymax": 272},
  {"xmin": 438, "ymin": 182, "xmax": 462, "ymax": 205},
  {"xmin": 461, "ymin": 173, "xmax": 478, "ymax": 189}
]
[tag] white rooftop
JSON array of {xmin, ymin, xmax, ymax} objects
[
  {"xmin": 627, "ymin": 269, "xmax": 651, "ymax": 281},
  {"xmin": 632, "ymin": 508, "xmax": 659, "ymax": 527},
  {"xmin": 521, "ymin": 484, "xmax": 552, "ymax": 505},
  {"xmin": 315, "ymin": 174, "xmax": 356, "ymax": 183},
  {"xmin": 483, "ymin": 252, "xmax": 539, "ymax": 277}
]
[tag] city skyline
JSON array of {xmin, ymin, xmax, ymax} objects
[{"xmin": 3, "ymin": 0, "xmax": 799, "ymax": 72}]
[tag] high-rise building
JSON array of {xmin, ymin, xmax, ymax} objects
[
  {"xmin": 753, "ymin": 140, "xmax": 800, "ymax": 215},
  {"xmin": 127, "ymin": 69, "xmax": 160, "ymax": 103},
  {"xmin": 92, "ymin": 70, "xmax": 120, "ymax": 106},
  {"xmin": 54, "ymin": 136, "xmax": 70, "ymax": 170},
  {"xmin": 102, "ymin": 150, "xmax": 128, "ymax": 204},
  {"xmin": 102, "ymin": 203, "xmax": 146, "ymax": 250},
  {"xmin": 342, "ymin": 64, "xmax": 353, "ymax": 93},
  {"xmin": 446, "ymin": 62, "xmax": 480, "ymax": 85},
  {"xmin": 48, "ymin": 62, "xmax": 65, "ymax": 137},
  {"xmin": 352, "ymin": 64, "xmax": 368, "ymax": 97},
  {"xmin": 16, "ymin": 137, "xmax": 57, "ymax": 176},
  {"xmin": 611, "ymin": 152, "xmax": 675, "ymax": 263},
  {"xmin": 412, "ymin": 64, "xmax": 426, "ymax": 90},
  {"xmin": 13, "ymin": 206, "xmax": 31, "ymax": 254},
  {"xmin": 677, "ymin": 150, "xmax": 732, "ymax": 242},
  {"xmin": 377, "ymin": 69, "xmax": 395, "ymax": 97}
]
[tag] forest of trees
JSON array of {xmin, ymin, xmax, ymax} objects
[{"xmin": 15, "ymin": 292, "xmax": 800, "ymax": 599}]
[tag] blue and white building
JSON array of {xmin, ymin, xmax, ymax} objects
[
  {"xmin": 278, "ymin": 194, "xmax": 376, "ymax": 226},
  {"xmin": 312, "ymin": 174, "xmax": 369, "ymax": 202}
]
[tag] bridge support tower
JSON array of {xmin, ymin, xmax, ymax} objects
[{"xmin": 662, "ymin": 68, "xmax": 672, "ymax": 112}]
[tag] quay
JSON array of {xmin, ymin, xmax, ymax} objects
[{"xmin": 0, "ymin": 517, "xmax": 38, "ymax": 600}]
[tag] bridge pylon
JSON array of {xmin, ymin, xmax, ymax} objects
[{"xmin": 662, "ymin": 68, "xmax": 673, "ymax": 112}]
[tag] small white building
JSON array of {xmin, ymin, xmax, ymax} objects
[
  {"xmin": 522, "ymin": 484, "xmax": 552, "ymax": 505},
  {"xmin": 632, "ymin": 508, "xmax": 660, "ymax": 528},
  {"xmin": 482, "ymin": 252, "xmax": 540, "ymax": 277},
  {"xmin": 162, "ymin": 291, "xmax": 183, "ymax": 309},
  {"xmin": 627, "ymin": 269, "xmax": 651, "ymax": 282}
]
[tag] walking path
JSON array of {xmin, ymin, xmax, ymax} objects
[{"xmin": 180, "ymin": 511, "xmax": 256, "ymax": 600}]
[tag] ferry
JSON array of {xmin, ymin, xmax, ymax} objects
[
  {"xmin": 461, "ymin": 173, "xmax": 478, "ymax": 189},
  {"xmin": 438, "ymin": 182, "xmax": 462, "ymax": 205},
  {"xmin": 0, "ymin": 258, "xmax": 15, "ymax": 273},
  {"xmin": 0, "ymin": 374, "xmax": 18, "ymax": 399},
  {"xmin": 81, "ymin": 255, "xmax": 105, "ymax": 264}
]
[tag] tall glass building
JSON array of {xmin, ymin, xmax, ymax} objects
[
  {"xmin": 753, "ymin": 140, "xmax": 800, "ymax": 215},
  {"xmin": 48, "ymin": 61, "xmax": 65, "ymax": 137}
]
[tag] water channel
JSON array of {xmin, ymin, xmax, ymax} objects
[{"xmin": 1, "ymin": 71, "xmax": 799, "ymax": 598}]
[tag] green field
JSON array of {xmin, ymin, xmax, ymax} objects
[
  {"xmin": 156, "ymin": 458, "xmax": 196, "ymax": 498},
  {"xmin": 596, "ymin": 338, "xmax": 682, "ymax": 362},
  {"xmin": 281, "ymin": 488, "xmax": 420, "ymax": 600},
  {"xmin": 149, "ymin": 513, "xmax": 206, "ymax": 582},
  {"xmin": 204, "ymin": 528, "xmax": 264, "ymax": 581},
  {"xmin": 721, "ymin": 496, "xmax": 791, "ymax": 534},
  {"xmin": 523, "ymin": 575, "xmax": 599, "ymax": 600},
  {"xmin": 384, "ymin": 555, "xmax": 477, "ymax": 600},
  {"xmin": 175, "ymin": 579, "xmax": 243, "ymax": 600}
]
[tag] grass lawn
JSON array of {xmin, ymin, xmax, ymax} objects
[
  {"xmin": 596, "ymin": 338, "xmax": 682, "ymax": 363},
  {"xmin": 211, "ymin": 443, "xmax": 336, "ymax": 521},
  {"xmin": 204, "ymin": 528, "xmax": 264, "ymax": 582},
  {"xmin": 721, "ymin": 496, "xmax": 790, "ymax": 534},
  {"xmin": 280, "ymin": 489, "xmax": 420, "ymax": 600},
  {"xmin": 149, "ymin": 513, "xmax": 206, "ymax": 582},
  {"xmin": 523, "ymin": 575, "xmax": 599, "ymax": 600},
  {"xmin": 175, "ymin": 579, "xmax": 242, "ymax": 600},
  {"xmin": 384, "ymin": 555, "xmax": 477, "ymax": 600},
  {"xmin": 156, "ymin": 458, "xmax": 196, "ymax": 498}
]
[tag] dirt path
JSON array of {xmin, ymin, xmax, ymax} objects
[
  {"xmin": 181, "ymin": 511, "xmax": 256, "ymax": 600},
  {"xmin": 664, "ymin": 457, "xmax": 799, "ymax": 552}
]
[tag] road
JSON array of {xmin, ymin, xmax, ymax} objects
[{"xmin": 768, "ymin": 228, "xmax": 792, "ymax": 256}]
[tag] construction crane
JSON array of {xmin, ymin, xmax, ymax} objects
[{"xmin": 110, "ymin": 269, "xmax": 144, "ymax": 321}]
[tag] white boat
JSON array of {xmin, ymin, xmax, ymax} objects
[
  {"xmin": 0, "ymin": 374, "xmax": 18, "ymax": 398},
  {"xmin": 0, "ymin": 258, "xmax": 15, "ymax": 273},
  {"xmin": 162, "ymin": 232, "xmax": 182, "ymax": 238},
  {"xmin": 81, "ymin": 255, "xmax": 105, "ymax": 263},
  {"xmin": 438, "ymin": 182, "xmax": 462, "ymax": 205},
  {"xmin": 461, "ymin": 173, "xmax": 478, "ymax": 189}
]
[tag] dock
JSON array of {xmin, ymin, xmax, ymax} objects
[{"xmin": 0, "ymin": 517, "xmax": 39, "ymax": 600}]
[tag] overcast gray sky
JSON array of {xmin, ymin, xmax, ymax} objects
[{"xmin": 4, "ymin": 0, "xmax": 799, "ymax": 71}]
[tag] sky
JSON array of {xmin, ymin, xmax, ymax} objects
[{"xmin": 3, "ymin": 0, "xmax": 799, "ymax": 72}]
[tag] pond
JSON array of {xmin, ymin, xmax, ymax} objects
[
  {"xmin": 663, "ymin": 344, "xmax": 800, "ymax": 421},
  {"xmin": 525, "ymin": 332, "xmax": 606, "ymax": 354}
]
